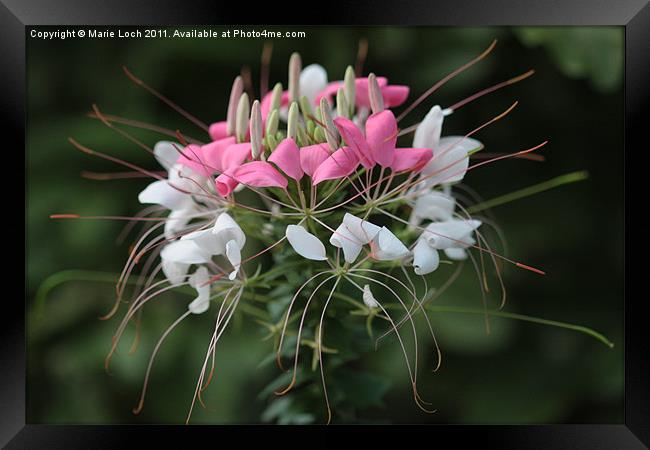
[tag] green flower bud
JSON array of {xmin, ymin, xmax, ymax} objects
[{"xmin": 235, "ymin": 92, "xmax": 250, "ymax": 143}]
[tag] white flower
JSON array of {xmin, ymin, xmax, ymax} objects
[
  {"xmin": 371, "ymin": 227, "xmax": 410, "ymax": 260},
  {"xmin": 329, "ymin": 214, "xmax": 409, "ymax": 263},
  {"xmin": 421, "ymin": 219, "xmax": 481, "ymax": 249},
  {"xmin": 412, "ymin": 239, "xmax": 440, "ymax": 275},
  {"xmin": 413, "ymin": 105, "xmax": 444, "ymax": 150},
  {"xmin": 412, "ymin": 218, "xmax": 482, "ymax": 275},
  {"xmin": 187, "ymin": 266, "xmax": 211, "ymax": 314},
  {"xmin": 286, "ymin": 224, "xmax": 328, "ymax": 261},
  {"xmin": 362, "ymin": 284, "xmax": 379, "ymax": 308},
  {"xmin": 408, "ymin": 189, "xmax": 455, "ymax": 227},
  {"xmin": 300, "ymin": 64, "xmax": 328, "ymax": 104},
  {"xmin": 160, "ymin": 213, "xmax": 246, "ymax": 282},
  {"xmin": 414, "ymin": 106, "xmax": 483, "ymax": 188},
  {"xmin": 138, "ymin": 141, "xmax": 204, "ymax": 211}
]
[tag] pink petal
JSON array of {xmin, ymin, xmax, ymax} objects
[
  {"xmin": 201, "ymin": 136, "xmax": 236, "ymax": 173},
  {"xmin": 215, "ymin": 167, "xmax": 239, "ymax": 197},
  {"xmin": 354, "ymin": 77, "xmax": 387, "ymax": 108},
  {"xmin": 208, "ymin": 121, "xmax": 229, "ymax": 141},
  {"xmin": 333, "ymin": 116, "xmax": 374, "ymax": 168},
  {"xmin": 311, "ymin": 146, "xmax": 359, "ymax": 185},
  {"xmin": 220, "ymin": 142, "xmax": 251, "ymax": 172},
  {"xmin": 314, "ymin": 81, "xmax": 343, "ymax": 106},
  {"xmin": 391, "ymin": 148, "xmax": 433, "ymax": 172},
  {"xmin": 365, "ymin": 110, "xmax": 397, "ymax": 167},
  {"xmin": 315, "ymin": 77, "xmax": 404, "ymax": 110},
  {"xmin": 232, "ymin": 161, "xmax": 288, "ymax": 189},
  {"xmin": 268, "ymin": 138, "xmax": 303, "ymax": 180},
  {"xmin": 300, "ymin": 143, "xmax": 330, "ymax": 176},
  {"xmin": 176, "ymin": 144, "xmax": 213, "ymax": 178},
  {"xmin": 381, "ymin": 85, "xmax": 409, "ymax": 107}
]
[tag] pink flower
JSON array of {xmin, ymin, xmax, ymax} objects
[
  {"xmin": 311, "ymin": 146, "xmax": 359, "ymax": 185},
  {"xmin": 316, "ymin": 77, "xmax": 409, "ymax": 109},
  {"xmin": 216, "ymin": 161, "xmax": 288, "ymax": 196},
  {"xmin": 208, "ymin": 121, "xmax": 229, "ymax": 141},
  {"xmin": 299, "ymin": 143, "xmax": 330, "ymax": 177},
  {"xmin": 332, "ymin": 110, "xmax": 396, "ymax": 169},
  {"xmin": 268, "ymin": 138, "xmax": 304, "ymax": 181},
  {"xmin": 391, "ymin": 148, "xmax": 433, "ymax": 172},
  {"xmin": 177, "ymin": 137, "xmax": 251, "ymax": 178}
]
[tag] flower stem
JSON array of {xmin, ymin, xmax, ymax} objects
[
  {"xmin": 425, "ymin": 304, "xmax": 614, "ymax": 348},
  {"xmin": 467, "ymin": 170, "xmax": 589, "ymax": 214}
]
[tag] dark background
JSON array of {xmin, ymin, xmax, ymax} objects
[{"xmin": 26, "ymin": 26, "xmax": 623, "ymax": 424}]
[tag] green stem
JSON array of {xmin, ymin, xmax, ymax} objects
[
  {"xmin": 425, "ymin": 305, "xmax": 614, "ymax": 348},
  {"xmin": 467, "ymin": 170, "xmax": 589, "ymax": 214}
]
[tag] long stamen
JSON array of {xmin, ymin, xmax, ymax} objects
[
  {"xmin": 396, "ymin": 39, "xmax": 498, "ymax": 123},
  {"xmin": 122, "ymin": 66, "xmax": 209, "ymax": 132},
  {"xmin": 133, "ymin": 310, "xmax": 191, "ymax": 415}
]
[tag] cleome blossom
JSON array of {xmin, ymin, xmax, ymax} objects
[{"xmin": 58, "ymin": 42, "xmax": 552, "ymax": 424}]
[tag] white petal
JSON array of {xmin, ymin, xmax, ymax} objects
[
  {"xmin": 300, "ymin": 64, "xmax": 328, "ymax": 104},
  {"xmin": 212, "ymin": 213, "xmax": 246, "ymax": 249},
  {"xmin": 329, "ymin": 224, "xmax": 363, "ymax": 263},
  {"xmin": 286, "ymin": 224, "xmax": 328, "ymax": 261},
  {"xmin": 412, "ymin": 190, "xmax": 455, "ymax": 223},
  {"xmin": 138, "ymin": 179, "xmax": 189, "ymax": 211},
  {"xmin": 420, "ymin": 136, "xmax": 482, "ymax": 187},
  {"xmin": 225, "ymin": 239, "xmax": 241, "ymax": 280},
  {"xmin": 188, "ymin": 266, "xmax": 211, "ymax": 314},
  {"xmin": 422, "ymin": 219, "xmax": 481, "ymax": 249},
  {"xmin": 413, "ymin": 105, "xmax": 443, "ymax": 149},
  {"xmin": 362, "ymin": 284, "xmax": 379, "ymax": 308},
  {"xmin": 181, "ymin": 228, "xmax": 222, "ymax": 255},
  {"xmin": 413, "ymin": 239, "xmax": 440, "ymax": 275},
  {"xmin": 164, "ymin": 206, "xmax": 197, "ymax": 240},
  {"xmin": 342, "ymin": 213, "xmax": 381, "ymax": 244},
  {"xmin": 161, "ymin": 259, "xmax": 190, "ymax": 285},
  {"xmin": 373, "ymin": 227, "xmax": 410, "ymax": 260},
  {"xmin": 444, "ymin": 247, "xmax": 468, "ymax": 260},
  {"xmin": 160, "ymin": 239, "xmax": 211, "ymax": 264},
  {"xmin": 154, "ymin": 141, "xmax": 182, "ymax": 171}
]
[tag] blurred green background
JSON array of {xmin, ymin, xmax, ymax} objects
[{"xmin": 26, "ymin": 26, "xmax": 623, "ymax": 424}]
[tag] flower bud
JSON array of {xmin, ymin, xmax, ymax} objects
[
  {"xmin": 226, "ymin": 76, "xmax": 243, "ymax": 136},
  {"xmin": 266, "ymin": 108, "xmax": 279, "ymax": 137},
  {"xmin": 289, "ymin": 52, "xmax": 302, "ymax": 103},
  {"xmin": 336, "ymin": 87, "xmax": 349, "ymax": 119},
  {"xmin": 235, "ymin": 92, "xmax": 250, "ymax": 143},
  {"xmin": 320, "ymin": 96, "xmax": 339, "ymax": 151},
  {"xmin": 368, "ymin": 73, "xmax": 384, "ymax": 114},
  {"xmin": 344, "ymin": 65, "xmax": 356, "ymax": 116},
  {"xmin": 287, "ymin": 101, "xmax": 299, "ymax": 140},
  {"xmin": 270, "ymin": 82, "xmax": 283, "ymax": 112},
  {"xmin": 250, "ymin": 100, "xmax": 263, "ymax": 159}
]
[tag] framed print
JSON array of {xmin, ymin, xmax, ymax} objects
[{"xmin": 4, "ymin": 0, "xmax": 647, "ymax": 447}]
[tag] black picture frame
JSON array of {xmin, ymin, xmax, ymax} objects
[{"xmin": 6, "ymin": 0, "xmax": 647, "ymax": 447}]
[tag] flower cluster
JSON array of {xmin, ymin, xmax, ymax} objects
[{"xmin": 62, "ymin": 42, "xmax": 550, "ymax": 423}]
